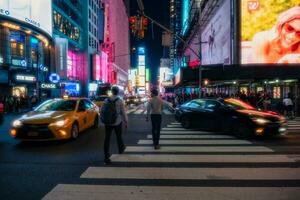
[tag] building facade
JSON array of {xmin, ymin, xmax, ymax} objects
[{"xmin": 0, "ymin": 0, "xmax": 53, "ymax": 98}]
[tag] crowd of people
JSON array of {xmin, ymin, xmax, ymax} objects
[{"xmin": 0, "ymin": 95, "xmax": 40, "ymax": 113}]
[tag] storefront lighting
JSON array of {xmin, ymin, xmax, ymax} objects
[
  {"xmin": 233, "ymin": 81, "xmax": 237, "ymax": 84},
  {"xmin": 275, "ymin": 79, "xmax": 279, "ymax": 83},
  {"xmin": 2, "ymin": 22, "xmax": 20, "ymax": 30},
  {"xmin": 283, "ymin": 79, "xmax": 297, "ymax": 83},
  {"xmin": 264, "ymin": 81, "xmax": 268, "ymax": 84}
]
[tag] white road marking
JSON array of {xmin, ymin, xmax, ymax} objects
[
  {"xmin": 110, "ymin": 154, "xmax": 294, "ymax": 163},
  {"xmin": 137, "ymin": 139, "xmax": 252, "ymax": 145},
  {"xmin": 125, "ymin": 146, "xmax": 273, "ymax": 153},
  {"xmin": 81, "ymin": 167, "xmax": 299, "ymax": 180},
  {"xmin": 43, "ymin": 185, "xmax": 300, "ymax": 200},
  {"xmin": 147, "ymin": 135, "xmax": 234, "ymax": 139}
]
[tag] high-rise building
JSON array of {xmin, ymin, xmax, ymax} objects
[{"xmin": 169, "ymin": 0, "xmax": 182, "ymax": 73}]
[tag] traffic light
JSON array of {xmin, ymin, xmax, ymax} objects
[
  {"xmin": 142, "ymin": 16, "xmax": 148, "ymax": 30},
  {"xmin": 129, "ymin": 16, "xmax": 138, "ymax": 35}
]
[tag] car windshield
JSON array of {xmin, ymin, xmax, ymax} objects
[
  {"xmin": 224, "ymin": 98, "xmax": 255, "ymax": 110},
  {"xmin": 35, "ymin": 99, "xmax": 77, "ymax": 112}
]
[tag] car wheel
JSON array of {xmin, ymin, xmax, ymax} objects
[
  {"xmin": 92, "ymin": 116, "xmax": 99, "ymax": 129},
  {"xmin": 181, "ymin": 116, "xmax": 191, "ymax": 129},
  {"xmin": 233, "ymin": 123, "xmax": 251, "ymax": 139},
  {"xmin": 71, "ymin": 123, "xmax": 79, "ymax": 139}
]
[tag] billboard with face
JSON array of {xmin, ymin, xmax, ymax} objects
[
  {"xmin": 241, "ymin": 0, "xmax": 300, "ymax": 64},
  {"xmin": 0, "ymin": 0, "xmax": 52, "ymax": 36},
  {"xmin": 201, "ymin": 0, "xmax": 231, "ymax": 65}
]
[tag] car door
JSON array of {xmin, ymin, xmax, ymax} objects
[
  {"xmin": 77, "ymin": 100, "xmax": 88, "ymax": 131},
  {"xmin": 186, "ymin": 100, "xmax": 206, "ymax": 129},
  {"xmin": 203, "ymin": 100, "xmax": 221, "ymax": 130}
]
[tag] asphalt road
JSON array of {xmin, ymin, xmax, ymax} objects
[{"xmin": 1, "ymin": 107, "xmax": 300, "ymax": 200}]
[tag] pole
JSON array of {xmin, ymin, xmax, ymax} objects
[{"xmin": 36, "ymin": 52, "xmax": 39, "ymax": 102}]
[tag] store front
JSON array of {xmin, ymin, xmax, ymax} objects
[{"xmin": 10, "ymin": 72, "xmax": 37, "ymax": 97}]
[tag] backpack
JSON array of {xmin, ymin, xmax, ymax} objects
[{"xmin": 100, "ymin": 98, "xmax": 119, "ymax": 125}]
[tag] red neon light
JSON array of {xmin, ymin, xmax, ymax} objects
[{"xmin": 188, "ymin": 59, "xmax": 200, "ymax": 68}]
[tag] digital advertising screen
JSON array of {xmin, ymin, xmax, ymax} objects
[
  {"xmin": 241, "ymin": 0, "xmax": 300, "ymax": 64},
  {"xmin": 201, "ymin": 0, "xmax": 231, "ymax": 65},
  {"xmin": 0, "ymin": 0, "xmax": 52, "ymax": 36}
]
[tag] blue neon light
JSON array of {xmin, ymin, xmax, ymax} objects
[{"xmin": 182, "ymin": 0, "xmax": 190, "ymax": 35}]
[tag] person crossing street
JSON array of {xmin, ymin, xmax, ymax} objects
[
  {"xmin": 100, "ymin": 86, "xmax": 128, "ymax": 165},
  {"xmin": 146, "ymin": 89, "xmax": 163, "ymax": 150}
]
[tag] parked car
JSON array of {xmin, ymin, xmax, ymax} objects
[{"xmin": 175, "ymin": 98, "xmax": 287, "ymax": 138}]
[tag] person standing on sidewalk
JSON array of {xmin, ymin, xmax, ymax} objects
[
  {"xmin": 146, "ymin": 89, "xmax": 163, "ymax": 150},
  {"xmin": 100, "ymin": 86, "xmax": 128, "ymax": 165}
]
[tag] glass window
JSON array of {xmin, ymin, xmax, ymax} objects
[
  {"xmin": 205, "ymin": 100, "xmax": 220, "ymax": 110},
  {"xmin": 187, "ymin": 100, "xmax": 205, "ymax": 109},
  {"xmin": 84, "ymin": 100, "xmax": 93, "ymax": 110},
  {"xmin": 78, "ymin": 100, "xmax": 85, "ymax": 110},
  {"xmin": 35, "ymin": 99, "xmax": 77, "ymax": 111}
]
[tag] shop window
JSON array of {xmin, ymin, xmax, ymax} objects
[{"xmin": 10, "ymin": 31, "xmax": 25, "ymax": 59}]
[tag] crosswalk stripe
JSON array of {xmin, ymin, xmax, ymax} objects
[
  {"xmin": 80, "ymin": 167, "xmax": 298, "ymax": 180},
  {"xmin": 162, "ymin": 128, "xmax": 196, "ymax": 131},
  {"xmin": 137, "ymin": 139, "xmax": 252, "ymax": 145},
  {"xmin": 125, "ymin": 146, "xmax": 273, "ymax": 153},
  {"xmin": 147, "ymin": 135, "xmax": 234, "ymax": 139},
  {"xmin": 43, "ymin": 185, "xmax": 300, "ymax": 200},
  {"xmin": 167, "ymin": 124, "xmax": 182, "ymax": 127},
  {"xmin": 160, "ymin": 131, "xmax": 214, "ymax": 134},
  {"xmin": 110, "ymin": 154, "xmax": 294, "ymax": 163}
]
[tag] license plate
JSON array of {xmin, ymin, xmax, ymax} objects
[{"xmin": 28, "ymin": 131, "xmax": 39, "ymax": 136}]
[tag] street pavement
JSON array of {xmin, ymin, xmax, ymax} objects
[
  {"xmin": 43, "ymin": 116, "xmax": 300, "ymax": 199},
  {"xmin": 1, "ymin": 107, "xmax": 300, "ymax": 199}
]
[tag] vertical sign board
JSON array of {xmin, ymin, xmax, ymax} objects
[{"xmin": 54, "ymin": 38, "xmax": 68, "ymax": 77}]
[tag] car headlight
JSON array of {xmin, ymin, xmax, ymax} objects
[
  {"xmin": 252, "ymin": 118, "xmax": 270, "ymax": 125},
  {"xmin": 52, "ymin": 119, "xmax": 69, "ymax": 127},
  {"xmin": 12, "ymin": 120, "xmax": 23, "ymax": 128}
]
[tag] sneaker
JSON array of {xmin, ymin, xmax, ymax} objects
[
  {"xmin": 154, "ymin": 145, "xmax": 160, "ymax": 150},
  {"xmin": 104, "ymin": 158, "xmax": 112, "ymax": 165}
]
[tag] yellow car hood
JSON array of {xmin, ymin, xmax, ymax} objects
[{"xmin": 20, "ymin": 111, "xmax": 72, "ymax": 124}]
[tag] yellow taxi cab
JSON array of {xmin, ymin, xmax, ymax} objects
[
  {"xmin": 10, "ymin": 97, "xmax": 99, "ymax": 141},
  {"xmin": 93, "ymin": 95, "xmax": 108, "ymax": 108}
]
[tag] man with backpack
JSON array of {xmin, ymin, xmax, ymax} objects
[{"xmin": 100, "ymin": 86, "xmax": 128, "ymax": 165}]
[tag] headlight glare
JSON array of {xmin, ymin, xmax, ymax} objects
[
  {"xmin": 252, "ymin": 118, "xmax": 270, "ymax": 124},
  {"xmin": 12, "ymin": 120, "xmax": 23, "ymax": 128}
]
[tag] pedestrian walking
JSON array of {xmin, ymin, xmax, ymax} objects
[
  {"xmin": 100, "ymin": 86, "xmax": 128, "ymax": 165},
  {"xmin": 283, "ymin": 93, "xmax": 294, "ymax": 119},
  {"xmin": 146, "ymin": 89, "xmax": 163, "ymax": 150}
]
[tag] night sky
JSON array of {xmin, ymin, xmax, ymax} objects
[{"xmin": 130, "ymin": 0, "xmax": 170, "ymax": 84}]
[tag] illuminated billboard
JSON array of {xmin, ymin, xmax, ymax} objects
[
  {"xmin": 0, "ymin": 0, "xmax": 52, "ymax": 36},
  {"xmin": 201, "ymin": 0, "xmax": 231, "ymax": 65},
  {"xmin": 241, "ymin": 0, "xmax": 300, "ymax": 64}
]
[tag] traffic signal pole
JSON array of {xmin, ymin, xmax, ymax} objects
[{"xmin": 136, "ymin": 0, "xmax": 203, "ymax": 97}]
